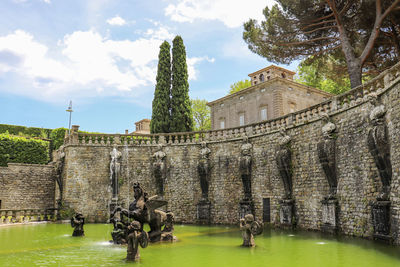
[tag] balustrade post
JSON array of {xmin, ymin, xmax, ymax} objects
[{"xmin": 70, "ymin": 125, "xmax": 80, "ymax": 144}]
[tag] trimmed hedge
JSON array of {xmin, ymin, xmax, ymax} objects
[
  {"xmin": 0, "ymin": 133, "xmax": 50, "ymax": 166},
  {"xmin": 50, "ymin": 128, "xmax": 68, "ymax": 150},
  {"xmin": 0, "ymin": 124, "xmax": 52, "ymax": 138}
]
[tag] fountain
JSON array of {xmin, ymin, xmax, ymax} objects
[
  {"xmin": 239, "ymin": 214, "xmax": 263, "ymax": 247},
  {"xmin": 109, "ymin": 144, "xmax": 122, "ymax": 213},
  {"xmin": 238, "ymin": 136, "xmax": 254, "ymax": 218},
  {"xmin": 197, "ymin": 141, "xmax": 212, "ymax": 223},
  {"xmin": 152, "ymin": 144, "xmax": 167, "ymax": 197},
  {"xmin": 70, "ymin": 213, "xmax": 85, "ymax": 236}
]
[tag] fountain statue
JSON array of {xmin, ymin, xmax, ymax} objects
[
  {"xmin": 110, "ymin": 217, "xmax": 128, "ymax": 244},
  {"xmin": 54, "ymin": 145, "xmax": 65, "ymax": 206},
  {"xmin": 152, "ymin": 144, "xmax": 167, "ymax": 196},
  {"xmin": 197, "ymin": 142, "xmax": 212, "ymax": 223},
  {"xmin": 240, "ymin": 214, "xmax": 263, "ymax": 247},
  {"xmin": 110, "ymin": 144, "xmax": 122, "ymax": 202},
  {"xmin": 317, "ymin": 114, "xmax": 338, "ymax": 233},
  {"xmin": 126, "ymin": 221, "xmax": 149, "ymax": 262},
  {"xmin": 276, "ymin": 128, "xmax": 295, "ymax": 227},
  {"xmin": 367, "ymin": 93, "xmax": 392, "ymax": 241},
  {"xmin": 71, "ymin": 213, "xmax": 85, "ymax": 236},
  {"xmin": 111, "ymin": 182, "xmax": 176, "ymax": 243},
  {"xmin": 239, "ymin": 136, "xmax": 254, "ymax": 218}
]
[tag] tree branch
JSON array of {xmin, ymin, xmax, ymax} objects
[{"xmin": 278, "ymin": 36, "xmax": 339, "ymax": 46}]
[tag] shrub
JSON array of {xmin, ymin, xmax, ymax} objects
[
  {"xmin": 50, "ymin": 128, "xmax": 68, "ymax": 150},
  {"xmin": 0, "ymin": 133, "xmax": 49, "ymax": 166},
  {"xmin": 0, "ymin": 124, "xmax": 52, "ymax": 138}
]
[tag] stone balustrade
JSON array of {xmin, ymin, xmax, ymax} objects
[
  {"xmin": 64, "ymin": 61, "xmax": 400, "ymax": 147},
  {"xmin": 0, "ymin": 208, "xmax": 57, "ymax": 224}
]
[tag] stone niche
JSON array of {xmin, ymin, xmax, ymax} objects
[
  {"xmin": 371, "ymin": 200, "xmax": 391, "ymax": 241},
  {"xmin": 197, "ymin": 200, "xmax": 211, "ymax": 224}
]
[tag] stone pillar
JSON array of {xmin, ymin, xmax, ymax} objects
[
  {"xmin": 321, "ymin": 198, "xmax": 338, "ymax": 234},
  {"xmin": 371, "ymin": 200, "xmax": 391, "ymax": 241},
  {"xmin": 279, "ymin": 199, "xmax": 294, "ymax": 228},
  {"xmin": 197, "ymin": 200, "xmax": 211, "ymax": 224},
  {"xmin": 70, "ymin": 125, "xmax": 80, "ymax": 144}
]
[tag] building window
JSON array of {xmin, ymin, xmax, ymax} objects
[
  {"xmin": 254, "ymin": 81, "xmax": 257, "ymax": 85},
  {"xmin": 267, "ymin": 76, "xmax": 270, "ymax": 80},
  {"xmin": 239, "ymin": 96, "xmax": 244, "ymax": 100},
  {"xmin": 281, "ymin": 73, "xmax": 286, "ymax": 78},
  {"xmin": 239, "ymin": 113, "xmax": 245, "ymax": 126},
  {"xmin": 260, "ymin": 107, "xmax": 268, "ymax": 120},
  {"xmin": 220, "ymin": 103, "xmax": 224, "ymax": 107},
  {"xmin": 220, "ymin": 119, "xmax": 225, "ymax": 129},
  {"xmin": 289, "ymin": 102, "xmax": 296, "ymax": 113},
  {"xmin": 260, "ymin": 88, "xmax": 265, "ymax": 92},
  {"xmin": 288, "ymin": 87, "xmax": 293, "ymax": 90},
  {"xmin": 259, "ymin": 74, "xmax": 264, "ymax": 82}
]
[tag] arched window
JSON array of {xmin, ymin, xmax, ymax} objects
[
  {"xmin": 281, "ymin": 73, "xmax": 286, "ymax": 78},
  {"xmin": 259, "ymin": 73, "xmax": 264, "ymax": 82}
]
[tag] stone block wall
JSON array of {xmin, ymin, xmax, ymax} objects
[
  {"xmin": 0, "ymin": 163, "xmax": 55, "ymax": 210},
  {"xmin": 61, "ymin": 63, "xmax": 400, "ymax": 244}
]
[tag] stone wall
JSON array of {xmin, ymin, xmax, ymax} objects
[
  {"xmin": 62, "ymin": 63, "xmax": 400, "ymax": 244},
  {"xmin": 0, "ymin": 163, "xmax": 55, "ymax": 210}
]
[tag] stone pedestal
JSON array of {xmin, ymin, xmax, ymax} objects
[
  {"xmin": 371, "ymin": 200, "xmax": 391, "ymax": 241},
  {"xmin": 321, "ymin": 198, "xmax": 338, "ymax": 234},
  {"xmin": 197, "ymin": 200, "xmax": 211, "ymax": 224},
  {"xmin": 239, "ymin": 200, "xmax": 254, "ymax": 219},
  {"xmin": 280, "ymin": 199, "xmax": 294, "ymax": 228}
]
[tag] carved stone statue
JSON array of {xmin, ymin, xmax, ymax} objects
[
  {"xmin": 239, "ymin": 137, "xmax": 253, "ymax": 201},
  {"xmin": 240, "ymin": 214, "xmax": 263, "ymax": 247},
  {"xmin": 160, "ymin": 212, "xmax": 175, "ymax": 241},
  {"xmin": 276, "ymin": 129, "xmax": 293, "ymax": 199},
  {"xmin": 198, "ymin": 142, "xmax": 211, "ymax": 200},
  {"xmin": 110, "ymin": 144, "xmax": 122, "ymax": 199},
  {"xmin": 54, "ymin": 145, "xmax": 65, "ymax": 201},
  {"xmin": 71, "ymin": 213, "xmax": 85, "ymax": 236},
  {"xmin": 126, "ymin": 221, "xmax": 149, "ymax": 262},
  {"xmin": 317, "ymin": 114, "xmax": 337, "ymax": 198},
  {"xmin": 152, "ymin": 144, "xmax": 167, "ymax": 196},
  {"xmin": 367, "ymin": 94, "xmax": 392, "ymax": 200},
  {"xmin": 111, "ymin": 183, "xmax": 175, "ymax": 243}
]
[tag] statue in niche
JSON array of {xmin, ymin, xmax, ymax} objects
[
  {"xmin": 239, "ymin": 136, "xmax": 253, "ymax": 201},
  {"xmin": 111, "ymin": 183, "xmax": 176, "ymax": 243},
  {"xmin": 110, "ymin": 144, "xmax": 122, "ymax": 199},
  {"xmin": 198, "ymin": 142, "xmax": 211, "ymax": 200},
  {"xmin": 276, "ymin": 128, "xmax": 293, "ymax": 199},
  {"xmin": 126, "ymin": 221, "xmax": 149, "ymax": 262},
  {"xmin": 152, "ymin": 144, "xmax": 167, "ymax": 196},
  {"xmin": 71, "ymin": 213, "xmax": 85, "ymax": 236},
  {"xmin": 240, "ymin": 214, "xmax": 263, "ymax": 247},
  {"xmin": 54, "ymin": 145, "xmax": 65, "ymax": 204},
  {"xmin": 367, "ymin": 93, "xmax": 392, "ymax": 200},
  {"xmin": 317, "ymin": 114, "xmax": 338, "ymax": 198}
]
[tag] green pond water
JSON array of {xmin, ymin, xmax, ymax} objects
[{"xmin": 1, "ymin": 223, "xmax": 400, "ymax": 267}]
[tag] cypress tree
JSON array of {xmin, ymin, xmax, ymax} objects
[
  {"xmin": 170, "ymin": 36, "xmax": 193, "ymax": 132},
  {"xmin": 150, "ymin": 41, "xmax": 171, "ymax": 134}
]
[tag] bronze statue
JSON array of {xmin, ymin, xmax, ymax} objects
[
  {"xmin": 126, "ymin": 221, "xmax": 149, "ymax": 262},
  {"xmin": 317, "ymin": 114, "xmax": 337, "ymax": 198},
  {"xmin": 111, "ymin": 183, "xmax": 175, "ymax": 243},
  {"xmin": 152, "ymin": 144, "xmax": 167, "ymax": 196},
  {"xmin": 367, "ymin": 93, "xmax": 392, "ymax": 200},
  {"xmin": 239, "ymin": 137, "xmax": 252, "ymax": 201},
  {"xmin": 198, "ymin": 142, "xmax": 211, "ymax": 200},
  {"xmin": 110, "ymin": 217, "xmax": 128, "ymax": 244},
  {"xmin": 240, "ymin": 214, "xmax": 263, "ymax": 247},
  {"xmin": 71, "ymin": 213, "xmax": 85, "ymax": 236},
  {"xmin": 276, "ymin": 129, "xmax": 293, "ymax": 199}
]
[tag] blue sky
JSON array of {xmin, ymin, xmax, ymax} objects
[{"xmin": 0, "ymin": 0, "xmax": 298, "ymax": 133}]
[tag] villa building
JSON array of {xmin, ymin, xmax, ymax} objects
[
  {"xmin": 126, "ymin": 119, "xmax": 151, "ymax": 134},
  {"xmin": 207, "ymin": 65, "xmax": 333, "ymax": 130}
]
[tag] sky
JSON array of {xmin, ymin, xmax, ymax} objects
[{"xmin": 0, "ymin": 0, "xmax": 299, "ymax": 133}]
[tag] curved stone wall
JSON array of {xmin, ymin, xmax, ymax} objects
[{"xmin": 62, "ymin": 63, "xmax": 400, "ymax": 244}]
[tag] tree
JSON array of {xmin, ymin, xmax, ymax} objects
[
  {"xmin": 228, "ymin": 79, "xmax": 251, "ymax": 94},
  {"xmin": 296, "ymin": 55, "xmax": 351, "ymax": 95},
  {"xmin": 243, "ymin": 0, "xmax": 400, "ymax": 88},
  {"xmin": 191, "ymin": 98, "xmax": 211, "ymax": 131},
  {"xmin": 170, "ymin": 36, "xmax": 193, "ymax": 132},
  {"xmin": 151, "ymin": 41, "xmax": 171, "ymax": 134}
]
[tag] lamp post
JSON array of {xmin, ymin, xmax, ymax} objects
[{"xmin": 66, "ymin": 101, "xmax": 73, "ymax": 134}]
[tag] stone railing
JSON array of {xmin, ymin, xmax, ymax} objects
[
  {"xmin": 0, "ymin": 208, "xmax": 57, "ymax": 224},
  {"xmin": 64, "ymin": 62, "xmax": 400, "ymax": 146}
]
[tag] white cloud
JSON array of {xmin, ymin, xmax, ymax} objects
[
  {"xmin": 0, "ymin": 28, "xmax": 213, "ymax": 102},
  {"xmin": 187, "ymin": 56, "xmax": 215, "ymax": 80},
  {"xmin": 165, "ymin": 0, "xmax": 275, "ymax": 28},
  {"xmin": 106, "ymin": 16, "xmax": 127, "ymax": 26}
]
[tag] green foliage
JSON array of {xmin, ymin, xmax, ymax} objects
[
  {"xmin": 243, "ymin": 1, "xmax": 400, "ymax": 88},
  {"xmin": 151, "ymin": 41, "xmax": 172, "ymax": 134},
  {"xmin": 229, "ymin": 79, "xmax": 251, "ymax": 94},
  {"xmin": 0, "ymin": 133, "xmax": 49, "ymax": 166},
  {"xmin": 191, "ymin": 98, "xmax": 211, "ymax": 131},
  {"xmin": 50, "ymin": 128, "xmax": 68, "ymax": 150},
  {"xmin": 296, "ymin": 56, "xmax": 351, "ymax": 95},
  {"xmin": 170, "ymin": 35, "xmax": 193, "ymax": 133},
  {"xmin": 0, "ymin": 124, "xmax": 52, "ymax": 138}
]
